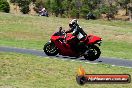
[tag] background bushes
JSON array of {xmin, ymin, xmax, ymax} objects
[
  {"xmin": 0, "ymin": 0, "xmax": 10, "ymax": 13},
  {"xmin": 9, "ymin": 0, "xmax": 132, "ymax": 20}
]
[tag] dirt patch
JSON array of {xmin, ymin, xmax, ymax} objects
[{"xmin": 115, "ymin": 15, "xmax": 129, "ymax": 21}]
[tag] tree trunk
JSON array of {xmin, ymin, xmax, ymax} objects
[
  {"xmin": 128, "ymin": 3, "xmax": 132, "ymax": 21},
  {"xmin": 129, "ymin": 9, "xmax": 132, "ymax": 21},
  {"xmin": 126, "ymin": 6, "xmax": 128, "ymax": 15}
]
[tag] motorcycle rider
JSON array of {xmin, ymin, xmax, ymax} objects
[{"xmin": 65, "ymin": 19, "xmax": 87, "ymax": 53}]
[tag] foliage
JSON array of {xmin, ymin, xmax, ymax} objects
[
  {"xmin": 9, "ymin": 0, "xmax": 131, "ymax": 19},
  {"xmin": 117, "ymin": 0, "xmax": 130, "ymax": 8},
  {"xmin": 0, "ymin": 0, "xmax": 10, "ymax": 13},
  {"xmin": 33, "ymin": 0, "xmax": 45, "ymax": 13},
  {"xmin": 93, "ymin": 9, "xmax": 101, "ymax": 18},
  {"xmin": 117, "ymin": 0, "xmax": 131, "ymax": 15},
  {"xmin": 99, "ymin": 5, "xmax": 117, "ymax": 14},
  {"xmin": 45, "ymin": 0, "xmax": 51, "ymax": 11},
  {"xmin": 20, "ymin": 5, "xmax": 30, "ymax": 14},
  {"xmin": 69, "ymin": 8, "xmax": 79, "ymax": 18},
  {"xmin": 80, "ymin": 5, "xmax": 90, "ymax": 18},
  {"xmin": 10, "ymin": 0, "xmax": 31, "ymax": 14}
]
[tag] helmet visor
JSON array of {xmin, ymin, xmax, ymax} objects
[{"xmin": 69, "ymin": 24, "xmax": 73, "ymax": 28}]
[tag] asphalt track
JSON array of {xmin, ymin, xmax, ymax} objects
[{"xmin": 0, "ymin": 46, "xmax": 132, "ymax": 68}]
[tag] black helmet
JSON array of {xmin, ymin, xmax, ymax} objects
[{"xmin": 69, "ymin": 19, "xmax": 78, "ymax": 28}]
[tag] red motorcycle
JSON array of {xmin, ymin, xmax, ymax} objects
[{"xmin": 43, "ymin": 27, "xmax": 102, "ymax": 61}]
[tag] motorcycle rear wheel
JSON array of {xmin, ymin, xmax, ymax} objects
[
  {"xmin": 84, "ymin": 45, "xmax": 101, "ymax": 61},
  {"xmin": 43, "ymin": 42, "xmax": 58, "ymax": 56}
]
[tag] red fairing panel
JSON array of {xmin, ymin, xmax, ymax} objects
[
  {"xmin": 51, "ymin": 35, "xmax": 77, "ymax": 56},
  {"xmin": 87, "ymin": 34, "xmax": 102, "ymax": 44}
]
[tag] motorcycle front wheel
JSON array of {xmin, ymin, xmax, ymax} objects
[
  {"xmin": 43, "ymin": 42, "xmax": 58, "ymax": 56},
  {"xmin": 84, "ymin": 45, "xmax": 101, "ymax": 61}
]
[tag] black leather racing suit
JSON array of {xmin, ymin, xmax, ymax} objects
[
  {"xmin": 65, "ymin": 24, "xmax": 87, "ymax": 53},
  {"xmin": 66, "ymin": 24, "xmax": 87, "ymax": 39}
]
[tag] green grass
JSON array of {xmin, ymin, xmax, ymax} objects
[
  {"xmin": 0, "ymin": 52, "xmax": 132, "ymax": 88},
  {"xmin": 0, "ymin": 12, "xmax": 132, "ymax": 59},
  {"xmin": 101, "ymin": 41, "xmax": 132, "ymax": 59},
  {"xmin": 0, "ymin": 38, "xmax": 44, "ymax": 50},
  {"xmin": 81, "ymin": 19, "xmax": 132, "ymax": 29}
]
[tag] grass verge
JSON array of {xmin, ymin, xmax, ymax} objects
[{"xmin": 0, "ymin": 52, "xmax": 132, "ymax": 88}]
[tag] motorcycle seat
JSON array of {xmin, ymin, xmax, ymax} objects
[{"xmin": 80, "ymin": 36, "xmax": 88, "ymax": 43}]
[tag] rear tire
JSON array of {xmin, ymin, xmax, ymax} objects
[
  {"xmin": 84, "ymin": 45, "xmax": 101, "ymax": 61},
  {"xmin": 43, "ymin": 42, "xmax": 58, "ymax": 56}
]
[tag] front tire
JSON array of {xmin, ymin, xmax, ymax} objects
[
  {"xmin": 84, "ymin": 45, "xmax": 101, "ymax": 61},
  {"xmin": 43, "ymin": 42, "xmax": 58, "ymax": 56}
]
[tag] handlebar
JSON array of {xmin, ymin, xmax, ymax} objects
[
  {"xmin": 64, "ymin": 32, "xmax": 67, "ymax": 39},
  {"xmin": 58, "ymin": 27, "xmax": 67, "ymax": 42}
]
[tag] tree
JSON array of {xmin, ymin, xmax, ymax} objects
[
  {"xmin": 0, "ymin": 0, "xmax": 10, "ymax": 13},
  {"xmin": 10, "ymin": 0, "xmax": 32, "ymax": 14},
  {"xmin": 115, "ymin": 0, "xmax": 131, "ymax": 21},
  {"xmin": 128, "ymin": 2, "xmax": 132, "ymax": 21},
  {"xmin": 45, "ymin": 0, "xmax": 51, "ymax": 11},
  {"xmin": 116, "ymin": 0, "xmax": 130, "ymax": 15}
]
